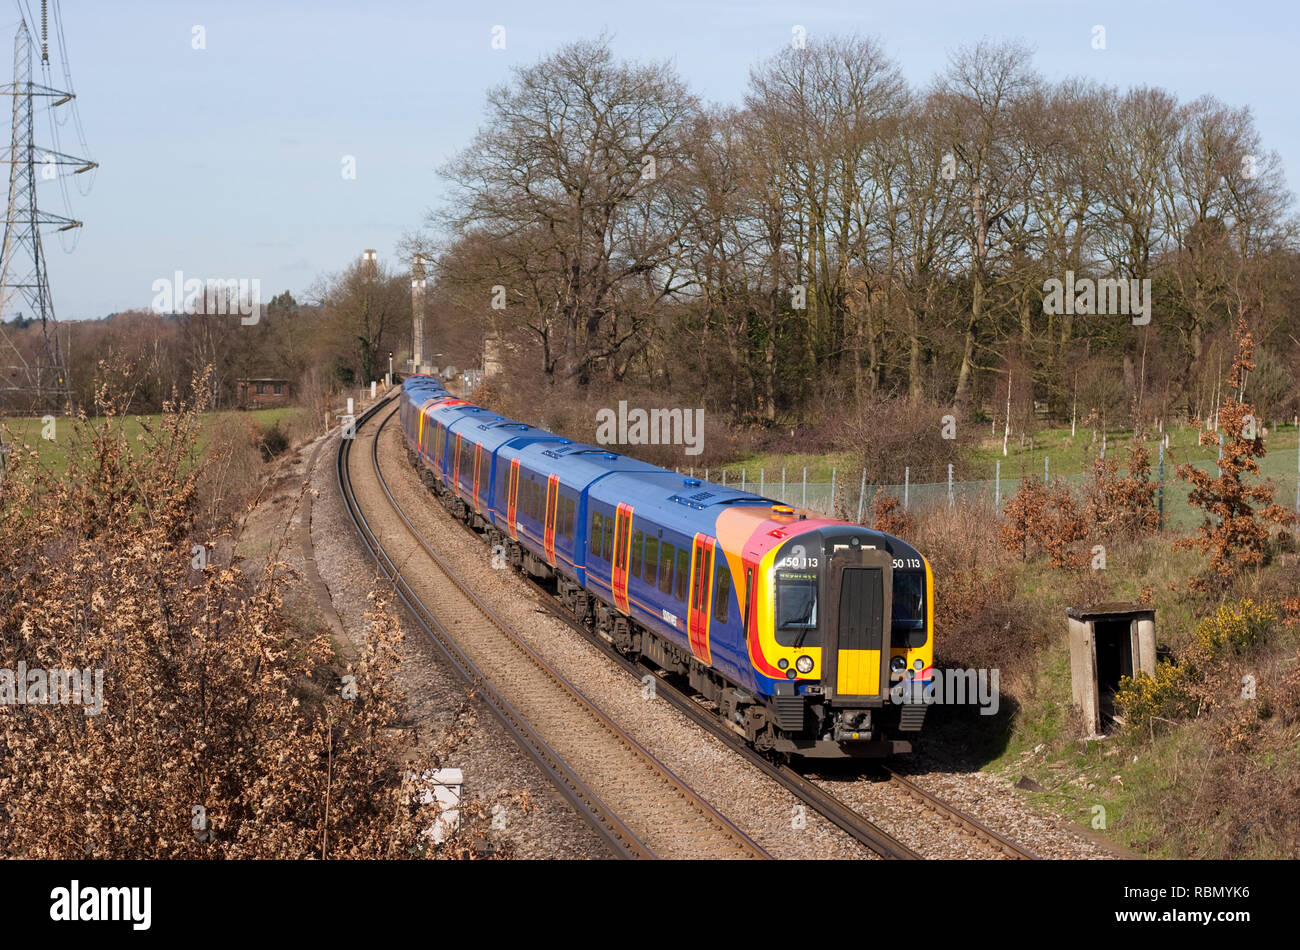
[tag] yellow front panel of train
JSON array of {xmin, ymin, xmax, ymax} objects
[{"xmin": 836, "ymin": 648, "xmax": 880, "ymax": 697}]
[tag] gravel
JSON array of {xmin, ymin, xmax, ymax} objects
[{"xmin": 306, "ymin": 406, "xmax": 609, "ymax": 859}]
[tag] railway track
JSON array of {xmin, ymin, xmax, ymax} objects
[
  {"xmin": 338, "ymin": 394, "xmax": 768, "ymax": 860},
  {"xmin": 879, "ymin": 767, "xmax": 1041, "ymax": 859},
  {"xmin": 524, "ymin": 592, "xmax": 922, "ymax": 860}
]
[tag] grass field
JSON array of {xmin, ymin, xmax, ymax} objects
[
  {"xmin": 0, "ymin": 408, "xmax": 296, "ymax": 476},
  {"xmin": 722, "ymin": 422, "xmax": 1300, "ymax": 529}
]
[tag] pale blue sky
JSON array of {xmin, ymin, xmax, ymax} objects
[{"xmin": 14, "ymin": 0, "xmax": 1299, "ymax": 320}]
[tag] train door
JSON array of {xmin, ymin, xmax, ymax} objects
[
  {"xmin": 687, "ymin": 533, "xmax": 715, "ymax": 664},
  {"xmin": 611, "ymin": 504, "xmax": 633, "ymax": 612},
  {"xmin": 824, "ymin": 547, "xmax": 893, "ymax": 701},
  {"xmin": 506, "ymin": 459, "xmax": 520, "ymax": 539},
  {"xmin": 543, "ymin": 474, "xmax": 560, "ymax": 565},
  {"xmin": 473, "ymin": 443, "xmax": 483, "ymax": 512},
  {"xmin": 452, "ymin": 435, "xmax": 462, "ymax": 498}
]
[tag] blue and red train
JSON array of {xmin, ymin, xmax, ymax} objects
[{"xmin": 398, "ymin": 374, "xmax": 933, "ymax": 757}]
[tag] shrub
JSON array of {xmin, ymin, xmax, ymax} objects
[
  {"xmin": 868, "ymin": 492, "xmax": 915, "ymax": 536},
  {"xmin": 1114, "ymin": 661, "xmax": 1196, "ymax": 733},
  {"xmin": 1116, "ymin": 598, "xmax": 1279, "ymax": 733},
  {"xmin": 1174, "ymin": 319, "xmax": 1297, "ymax": 591},
  {"xmin": 998, "ymin": 478, "xmax": 1088, "ymax": 569},
  {"xmin": 839, "ymin": 394, "xmax": 968, "ymax": 484},
  {"xmin": 0, "ymin": 363, "xmax": 473, "ymax": 858},
  {"xmin": 1085, "ymin": 439, "xmax": 1159, "ymax": 538},
  {"xmin": 258, "ymin": 421, "xmax": 290, "ymax": 461},
  {"xmin": 1190, "ymin": 598, "xmax": 1276, "ymax": 660}
]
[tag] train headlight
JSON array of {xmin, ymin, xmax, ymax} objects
[
  {"xmin": 890, "ymin": 656, "xmax": 907, "ymax": 674},
  {"xmin": 795, "ymin": 655, "xmax": 814, "ymax": 675}
]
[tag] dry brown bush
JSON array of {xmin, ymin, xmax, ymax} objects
[
  {"xmin": 1175, "ymin": 320, "xmax": 1297, "ymax": 592},
  {"xmin": 999, "ymin": 478, "xmax": 1088, "ymax": 569},
  {"xmin": 868, "ymin": 492, "xmax": 915, "ymax": 536},
  {"xmin": 0, "ymin": 364, "xmax": 493, "ymax": 858},
  {"xmin": 1084, "ymin": 438, "xmax": 1159, "ymax": 539},
  {"xmin": 908, "ymin": 500, "xmax": 1037, "ymax": 673},
  {"xmin": 839, "ymin": 394, "xmax": 968, "ymax": 484},
  {"xmin": 196, "ymin": 413, "xmax": 265, "ymax": 530}
]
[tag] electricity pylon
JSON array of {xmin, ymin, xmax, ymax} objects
[{"xmin": 0, "ymin": 18, "xmax": 94, "ymax": 412}]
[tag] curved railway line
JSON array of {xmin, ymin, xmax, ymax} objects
[
  {"xmin": 338, "ymin": 393, "xmax": 768, "ymax": 860},
  {"xmin": 341, "ymin": 388, "xmax": 1042, "ymax": 860},
  {"xmin": 879, "ymin": 767, "xmax": 1039, "ymax": 860}
]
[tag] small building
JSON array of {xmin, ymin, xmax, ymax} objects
[
  {"xmin": 1066, "ymin": 602, "xmax": 1157, "ymax": 736},
  {"xmin": 237, "ymin": 378, "xmax": 293, "ymax": 409}
]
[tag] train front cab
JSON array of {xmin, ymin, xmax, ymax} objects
[{"xmin": 762, "ymin": 526, "xmax": 933, "ymax": 758}]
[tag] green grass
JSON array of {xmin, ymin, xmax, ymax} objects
[
  {"xmin": 720, "ymin": 422, "xmax": 1300, "ymax": 528},
  {"xmin": 0, "ymin": 408, "xmax": 294, "ymax": 477},
  {"xmin": 706, "ymin": 451, "xmax": 855, "ymax": 483},
  {"xmin": 968, "ymin": 420, "xmax": 1300, "ymax": 480}
]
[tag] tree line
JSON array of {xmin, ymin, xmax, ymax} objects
[
  {"xmin": 1, "ymin": 255, "xmax": 415, "ymax": 415},
  {"xmin": 427, "ymin": 33, "xmax": 1299, "ymax": 431}
]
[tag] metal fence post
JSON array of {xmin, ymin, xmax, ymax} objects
[
  {"xmin": 1158, "ymin": 440, "xmax": 1165, "ymax": 531},
  {"xmin": 904, "ymin": 466, "xmax": 910, "ymax": 510},
  {"xmin": 947, "ymin": 463, "xmax": 954, "ymax": 508},
  {"xmin": 995, "ymin": 459, "xmax": 1001, "ymax": 511},
  {"xmin": 857, "ymin": 469, "xmax": 867, "ymax": 523},
  {"xmin": 1044, "ymin": 455, "xmax": 1049, "ymax": 484},
  {"xmin": 802, "ymin": 467, "xmax": 807, "ymax": 508},
  {"xmin": 830, "ymin": 467, "xmax": 837, "ymax": 517}
]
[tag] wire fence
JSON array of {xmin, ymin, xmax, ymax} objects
[{"xmin": 677, "ymin": 444, "xmax": 1300, "ymax": 532}]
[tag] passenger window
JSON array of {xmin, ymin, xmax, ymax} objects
[
  {"xmin": 603, "ymin": 514, "xmax": 614, "ymax": 561},
  {"xmin": 658, "ymin": 542, "xmax": 674, "ymax": 595},
  {"xmin": 562, "ymin": 498, "xmax": 574, "ymax": 540},
  {"xmin": 630, "ymin": 530, "xmax": 643, "ymax": 578},
  {"xmin": 591, "ymin": 512, "xmax": 603, "ymax": 558},
  {"xmin": 675, "ymin": 548, "xmax": 690, "ymax": 602},
  {"xmin": 713, "ymin": 562, "xmax": 730, "ymax": 624},
  {"xmin": 643, "ymin": 537, "xmax": 658, "ymax": 584}
]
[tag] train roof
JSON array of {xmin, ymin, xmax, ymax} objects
[{"xmin": 514, "ymin": 440, "xmax": 661, "ymax": 487}]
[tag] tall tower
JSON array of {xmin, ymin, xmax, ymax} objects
[
  {"xmin": 411, "ymin": 254, "xmax": 425, "ymax": 374},
  {"xmin": 0, "ymin": 16, "xmax": 95, "ymax": 413}
]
